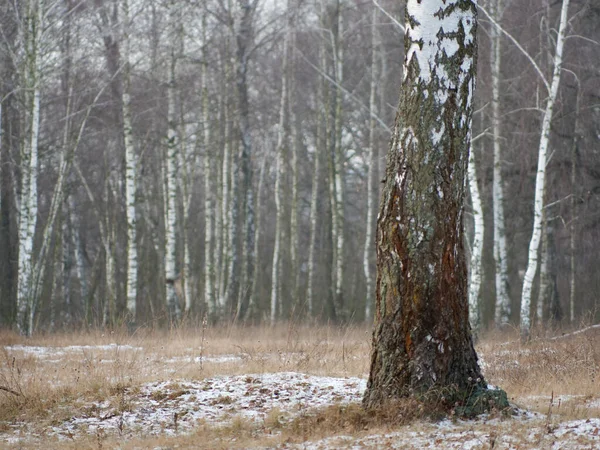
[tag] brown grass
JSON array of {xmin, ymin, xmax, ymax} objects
[{"xmin": 1, "ymin": 323, "xmax": 599, "ymax": 449}]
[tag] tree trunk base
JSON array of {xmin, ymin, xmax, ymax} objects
[{"xmin": 363, "ymin": 383, "xmax": 511, "ymax": 419}]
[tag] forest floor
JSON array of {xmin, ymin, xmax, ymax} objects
[{"xmin": 1, "ymin": 323, "xmax": 600, "ymax": 449}]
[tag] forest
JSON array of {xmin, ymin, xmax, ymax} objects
[{"xmin": 1, "ymin": 0, "xmax": 599, "ymax": 335}]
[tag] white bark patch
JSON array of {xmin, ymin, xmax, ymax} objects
[{"xmin": 405, "ymin": 0, "xmax": 475, "ymax": 147}]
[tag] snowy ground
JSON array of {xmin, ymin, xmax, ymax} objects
[{"xmin": 2, "ymin": 343, "xmax": 600, "ymax": 449}]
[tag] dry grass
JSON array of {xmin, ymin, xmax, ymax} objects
[{"xmin": 1, "ymin": 323, "xmax": 599, "ymax": 449}]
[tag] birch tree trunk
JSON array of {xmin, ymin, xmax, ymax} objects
[
  {"xmin": 248, "ymin": 151, "xmax": 267, "ymax": 321},
  {"xmin": 332, "ymin": 0, "xmax": 345, "ymax": 319},
  {"xmin": 570, "ymin": 89, "xmax": 580, "ymax": 324},
  {"xmin": 468, "ymin": 144, "xmax": 484, "ymax": 331},
  {"xmin": 289, "ymin": 24, "xmax": 300, "ymax": 314},
  {"xmin": 306, "ymin": 65, "xmax": 324, "ymax": 318},
  {"xmin": 165, "ymin": 39, "xmax": 181, "ymax": 322},
  {"xmin": 122, "ymin": 0, "xmax": 138, "ymax": 321},
  {"xmin": 489, "ymin": 0, "xmax": 511, "ymax": 327},
  {"xmin": 202, "ymin": 10, "xmax": 214, "ymax": 317},
  {"xmin": 16, "ymin": 0, "xmax": 43, "ymax": 336},
  {"xmin": 236, "ymin": 0, "xmax": 256, "ymax": 319},
  {"xmin": 363, "ymin": 0, "xmax": 502, "ymax": 411},
  {"xmin": 219, "ymin": 73, "xmax": 234, "ymax": 317},
  {"xmin": 520, "ymin": 0, "xmax": 570, "ymax": 341},
  {"xmin": 270, "ymin": 10, "xmax": 289, "ymax": 325},
  {"xmin": 363, "ymin": 7, "xmax": 378, "ymax": 322}
]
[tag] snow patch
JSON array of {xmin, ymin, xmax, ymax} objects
[{"xmin": 44, "ymin": 372, "xmax": 365, "ymax": 440}]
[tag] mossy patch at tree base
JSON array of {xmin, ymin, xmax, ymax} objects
[{"xmin": 364, "ymin": 384, "xmax": 512, "ymax": 422}]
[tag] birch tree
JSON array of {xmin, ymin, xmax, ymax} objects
[
  {"xmin": 122, "ymin": 0, "xmax": 138, "ymax": 321},
  {"xmin": 236, "ymin": 0, "xmax": 257, "ymax": 319},
  {"xmin": 489, "ymin": 0, "xmax": 510, "ymax": 326},
  {"xmin": 16, "ymin": 0, "xmax": 43, "ymax": 335},
  {"xmin": 363, "ymin": 6, "xmax": 378, "ymax": 322},
  {"xmin": 363, "ymin": 0, "xmax": 507, "ymax": 413},
  {"xmin": 202, "ymin": 8, "xmax": 215, "ymax": 317},
  {"xmin": 165, "ymin": 0, "xmax": 182, "ymax": 322},
  {"xmin": 270, "ymin": 8, "xmax": 289, "ymax": 325},
  {"xmin": 520, "ymin": 0, "xmax": 570, "ymax": 341},
  {"xmin": 468, "ymin": 143, "xmax": 484, "ymax": 331}
]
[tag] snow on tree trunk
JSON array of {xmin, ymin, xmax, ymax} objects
[
  {"xmin": 520, "ymin": 0, "xmax": 570, "ymax": 341},
  {"xmin": 363, "ymin": 0, "xmax": 494, "ymax": 409},
  {"xmin": 364, "ymin": 7, "xmax": 379, "ymax": 322},
  {"xmin": 468, "ymin": 144, "xmax": 484, "ymax": 331},
  {"xmin": 489, "ymin": 0, "xmax": 510, "ymax": 327}
]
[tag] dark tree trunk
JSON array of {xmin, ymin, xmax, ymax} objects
[{"xmin": 363, "ymin": 0, "xmax": 506, "ymax": 415}]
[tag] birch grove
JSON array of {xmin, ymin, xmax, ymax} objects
[{"xmin": 1, "ymin": 0, "xmax": 599, "ymax": 333}]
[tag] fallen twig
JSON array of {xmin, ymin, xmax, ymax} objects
[
  {"xmin": 0, "ymin": 385, "xmax": 21, "ymax": 396},
  {"xmin": 549, "ymin": 324, "xmax": 600, "ymax": 341}
]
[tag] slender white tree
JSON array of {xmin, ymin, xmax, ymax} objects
[
  {"xmin": 165, "ymin": 0, "xmax": 181, "ymax": 322},
  {"xmin": 122, "ymin": 0, "xmax": 138, "ymax": 321},
  {"xmin": 468, "ymin": 143, "xmax": 484, "ymax": 331},
  {"xmin": 16, "ymin": 0, "xmax": 43, "ymax": 335},
  {"xmin": 202, "ymin": 9, "xmax": 214, "ymax": 317},
  {"xmin": 363, "ymin": 6, "xmax": 378, "ymax": 322},
  {"xmin": 270, "ymin": 9, "xmax": 289, "ymax": 325},
  {"xmin": 489, "ymin": 0, "xmax": 510, "ymax": 326},
  {"xmin": 520, "ymin": 0, "xmax": 570, "ymax": 341},
  {"xmin": 332, "ymin": 0, "xmax": 345, "ymax": 319}
]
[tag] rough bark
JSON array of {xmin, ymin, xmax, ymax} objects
[{"xmin": 364, "ymin": 0, "xmax": 497, "ymax": 412}]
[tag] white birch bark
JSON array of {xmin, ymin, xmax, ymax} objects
[
  {"xmin": 289, "ymin": 25, "xmax": 300, "ymax": 312},
  {"xmin": 270, "ymin": 13, "xmax": 289, "ymax": 325},
  {"xmin": 202, "ymin": 10, "xmax": 214, "ymax": 317},
  {"xmin": 16, "ymin": 0, "xmax": 43, "ymax": 335},
  {"xmin": 218, "ymin": 84, "xmax": 232, "ymax": 316},
  {"xmin": 468, "ymin": 145, "xmax": 484, "ymax": 331},
  {"xmin": 364, "ymin": 7, "xmax": 378, "ymax": 322},
  {"xmin": 165, "ymin": 41, "xmax": 181, "ymax": 322},
  {"xmin": 333, "ymin": 1, "xmax": 345, "ymax": 318},
  {"xmin": 520, "ymin": 0, "xmax": 570, "ymax": 340},
  {"xmin": 489, "ymin": 0, "xmax": 511, "ymax": 326},
  {"xmin": 306, "ymin": 92, "xmax": 323, "ymax": 318},
  {"xmin": 122, "ymin": 0, "xmax": 137, "ymax": 321},
  {"xmin": 536, "ymin": 215, "xmax": 548, "ymax": 322}
]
